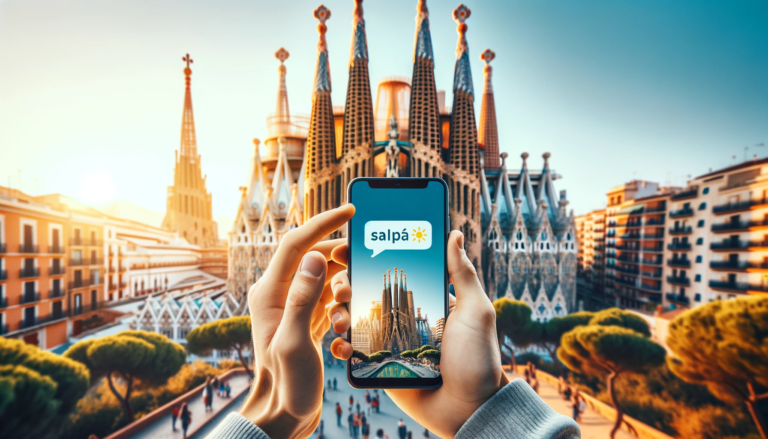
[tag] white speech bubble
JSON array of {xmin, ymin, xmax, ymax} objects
[{"xmin": 364, "ymin": 221, "xmax": 432, "ymax": 257}]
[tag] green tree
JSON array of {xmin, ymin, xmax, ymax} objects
[
  {"xmin": 493, "ymin": 298, "xmax": 541, "ymax": 369},
  {"xmin": 399, "ymin": 350, "xmax": 416, "ymax": 359},
  {"xmin": 589, "ymin": 308, "xmax": 651, "ymax": 337},
  {"xmin": 417, "ymin": 349, "xmax": 441, "ymax": 364},
  {"xmin": 64, "ymin": 330, "xmax": 185, "ymax": 423},
  {"xmin": 666, "ymin": 295, "xmax": 768, "ymax": 439},
  {"xmin": 351, "ymin": 350, "xmax": 370, "ymax": 362},
  {"xmin": 367, "ymin": 350, "xmax": 393, "ymax": 363},
  {"xmin": 540, "ymin": 312, "xmax": 594, "ymax": 375},
  {"xmin": 558, "ymin": 325, "xmax": 666, "ymax": 439},
  {"xmin": 0, "ymin": 337, "xmax": 89, "ymax": 438},
  {"xmin": 186, "ymin": 316, "xmax": 253, "ymax": 376}
]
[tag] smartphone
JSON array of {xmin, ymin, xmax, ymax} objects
[{"xmin": 346, "ymin": 177, "xmax": 448, "ymax": 389}]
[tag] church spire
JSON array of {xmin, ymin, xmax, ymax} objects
[
  {"xmin": 304, "ymin": 5, "xmax": 339, "ymax": 221},
  {"xmin": 408, "ymin": 0, "xmax": 442, "ymax": 170},
  {"xmin": 274, "ymin": 48, "xmax": 290, "ymax": 119},
  {"xmin": 478, "ymin": 49, "xmax": 500, "ymax": 170},
  {"xmin": 448, "ymin": 5, "xmax": 479, "ymax": 176},
  {"xmin": 180, "ymin": 53, "xmax": 197, "ymax": 159},
  {"xmin": 340, "ymin": 0, "xmax": 374, "ymax": 191}
]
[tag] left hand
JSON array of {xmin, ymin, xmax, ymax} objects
[{"xmin": 238, "ymin": 204, "xmax": 355, "ymax": 439}]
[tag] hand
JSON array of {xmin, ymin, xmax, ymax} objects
[
  {"xmin": 239, "ymin": 204, "xmax": 355, "ymax": 439},
  {"xmin": 328, "ymin": 230, "xmax": 509, "ymax": 439}
]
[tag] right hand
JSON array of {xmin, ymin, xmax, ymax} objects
[{"xmin": 328, "ymin": 230, "xmax": 509, "ymax": 438}]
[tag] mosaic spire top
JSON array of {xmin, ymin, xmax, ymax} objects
[
  {"xmin": 413, "ymin": 0, "xmax": 434, "ymax": 61},
  {"xmin": 350, "ymin": 0, "xmax": 368, "ymax": 61},
  {"xmin": 313, "ymin": 5, "xmax": 332, "ymax": 93},
  {"xmin": 452, "ymin": 4, "xmax": 473, "ymax": 95}
]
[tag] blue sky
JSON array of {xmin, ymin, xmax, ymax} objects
[{"xmin": 0, "ymin": 0, "xmax": 766, "ymax": 217}]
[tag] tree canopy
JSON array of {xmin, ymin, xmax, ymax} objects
[
  {"xmin": 0, "ymin": 337, "xmax": 90, "ymax": 438},
  {"xmin": 666, "ymin": 296, "xmax": 768, "ymax": 438},
  {"xmin": 493, "ymin": 298, "xmax": 541, "ymax": 368},
  {"xmin": 352, "ymin": 350, "xmax": 370, "ymax": 362},
  {"xmin": 417, "ymin": 349, "xmax": 441, "ymax": 364},
  {"xmin": 588, "ymin": 308, "xmax": 651, "ymax": 337},
  {"xmin": 64, "ymin": 330, "xmax": 185, "ymax": 422},
  {"xmin": 539, "ymin": 312, "xmax": 594, "ymax": 374},
  {"xmin": 187, "ymin": 316, "xmax": 252, "ymax": 375}
]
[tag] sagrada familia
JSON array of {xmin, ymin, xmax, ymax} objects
[{"xmin": 227, "ymin": 0, "xmax": 578, "ymax": 322}]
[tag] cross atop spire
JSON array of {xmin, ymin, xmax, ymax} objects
[
  {"xmin": 180, "ymin": 53, "xmax": 197, "ymax": 158},
  {"xmin": 274, "ymin": 48, "xmax": 290, "ymax": 119},
  {"xmin": 452, "ymin": 4, "xmax": 473, "ymax": 95},
  {"xmin": 313, "ymin": 5, "xmax": 332, "ymax": 93}
]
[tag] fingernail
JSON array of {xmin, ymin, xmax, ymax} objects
[
  {"xmin": 300, "ymin": 254, "xmax": 325, "ymax": 278},
  {"xmin": 332, "ymin": 281, "xmax": 343, "ymax": 293},
  {"xmin": 457, "ymin": 232, "xmax": 465, "ymax": 250},
  {"xmin": 332, "ymin": 312, "xmax": 342, "ymax": 326}
]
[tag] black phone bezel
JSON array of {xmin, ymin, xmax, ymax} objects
[{"xmin": 346, "ymin": 177, "xmax": 448, "ymax": 389}]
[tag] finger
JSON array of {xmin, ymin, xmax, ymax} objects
[
  {"xmin": 331, "ymin": 337, "xmax": 353, "ymax": 360},
  {"xmin": 266, "ymin": 204, "xmax": 355, "ymax": 283},
  {"xmin": 280, "ymin": 251, "xmax": 327, "ymax": 335},
  {"xmin": 320, "ymin": 263, "xmax": 346, "ymax": 306},
  {"xmin": 326, "ymin": 302, "xmax": 350, "ymax": 334},
  {"xmin": 447, "ymin": 231, "xmax": 490, "ymax": 307},
  {"xmin": 330, "ymin": 270, "xmax": 351, "ymax": 303},
  {"xmin": 331, "ymin": 243, "xmax": 348, "ymax": 267},
  {"xmin": 449, "ymin": 292, "xmax": 457, "ymax": 313},
  {"xmin": 311, "ymin": 238, "xmax": 346, "ymax": 262}
]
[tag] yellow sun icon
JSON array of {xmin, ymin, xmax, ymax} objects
[{"xmin": 412, "ymin": 227, "xmax": 428, "ymax": 243}]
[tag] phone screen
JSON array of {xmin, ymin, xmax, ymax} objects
[{"xmin": 347, "ymin": 178, "xmax": 447, "ymax": 388}]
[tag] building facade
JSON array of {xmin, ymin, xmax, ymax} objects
[
  {"xmin": 162, "ymin": 54, "xmax": 219, "ymax": 248},
  {"xmin": 575, "ymin": 209, "xmax": 606, "ymax": 309},
  {"xmin": 226, "ymin": 0, "xmax": 579, "ymax": 320}
]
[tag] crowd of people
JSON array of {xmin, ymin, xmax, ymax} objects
[{"xmin": 169, "ymin": 375, "xmax": 234, "ymax": 438}]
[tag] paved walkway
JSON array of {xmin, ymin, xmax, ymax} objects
[
  {"xmin": 132, "ymin": 373, "xmax": 251, "ymax": 439},
  {"xmin": 506, "ymin": 370, "xmax": 635, "ymax": 439}
]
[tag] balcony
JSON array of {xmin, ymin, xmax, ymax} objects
[
  {"xmin": 669, "ymin": 208, "xmax": 694, "ymax": 218},
  {"xmin": 642, "ymin": 244, "xmax": 665, "ymax": 253},
  {"xmin": 642, "ymin": 271, "xmax": 663, "ymax": 279},
  {"xmin": 616, "ymin": 255, "xmax": 639, "ymax": 264},
  {"xmin": 89, "ymin": 258, "xmax": 104, "ymax": 266},
  {"xmin": 69, "ymin": 258, "xmax": 89, "ymax": 267},
  {"xmin": 639, "ymin": 282, "xmax": 662, "ymax": 292},
  {"xmin": 73, "ymin": 306, "xmax": 83, "ymax": 316},
  {"xmin": 614, "ymin": 277, "xmax": 637, "ymax": 287},
  {"xmin": 710, "ymin": 261, "xmax": 748, "ymax": 271},
  {"xmin": 645, "ymin": 206, "xmax": 667, "ymax": 214},
  {"xmin": 713, "ymin": 198, "xmax": 768, "ymax": 215},
  {"xmin": 709, "ymin": 280, "xmax": 748, "ymax": 293},
  {"xmin": 49, "ymin": 266, "xmax": 66, "ymax": 276},
  {"xmin": 646, "ymin": 218, "xmax": 665, "ymax": 226},
  {"xmin": 19, "ymin": 243, "xmax": 38, "ymax": 253},
  {"xmin": 49, "ymin": 245, "xmax": 65, "ymax": 254},
  {"xmin": 710, "ymin": 240, "xmax": 768, "ymax": 252},
  {"xmin": 19, "ymin": 268, "xmax": 40, "ymax": 279},
  {"xmin": 69, "ymin": 279, "xmax": 96, "ymax": 290},
  {"xmin": 642, "ymin": 233, "xmax": 665, "ymax": 240},
  {"xmin": 21, "ymin": 310, "xmax": 69, "ymax": 331},
  {"xmin": 0, "ymin": 269, "xmax": 6, "ymax": 281},
  {"xmin": 615, "ymin": 244, "xmax": 641, "ymax": 252},
  {"xmin": 667, "ymin": 258, "xmax": 691, "ymax": 268},
  {"xmin": 614, "ymin": 265, "xmax": 640, "ymax": 275},
  {"xmin": 90, "ymin": 277, "xmax": 101, "ymax": 286},
  {"xmin": 671, "ymin": 187, "xmax": 699, "ymax": 201},
  {"xmin": 667, "ymin": 275, "xmax": 691, "ymax": 287},
  {"xmin": 21, "ymin": 292, "xmax": 41, "ymax": 304},
  {"xmin": 69, "ymin": 238, "xmax": 103, "ymax": 247},
  {"xmin": 666, "ymin": 293, "xmax": 690, "ymax": 305},
  {"xmin": 711, "ymin": 220, "xmax": 768, "ymax": 234},
  {"xmin": 620, "ymin": 234, "xmax": 642, "ymax": 240},
  {"xmin": 669, "ymin": 226, "xmax": 692, "ymax": 235},
  {"xmin": 49, "ymin": 288, "xmax": 65, "ymax": 299},
  {"xmin": 641, "ymin": 258, "xmax": 664, "ymax": 266},
  {"xmin": 667, "ymin": 242, "xmax": 692, "ymax": 251}
]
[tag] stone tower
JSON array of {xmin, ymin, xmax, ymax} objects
[
  {"xmin": 162, "ymin": 54, "xmax": 218, "ymax": 247},
  {"xmin": 338, "ymin": 0, "xmax": 375, "ymax": 205},
  {"xmin": 448, "ymin": 5, "xmax": 483, "ymax": 290},
  {"xmin": 408, "ymin": 0, "xmax": 443, "ymax": 178},
  {"xmin": 304, "ymin": 6, "xmax": 340, "ymax": 222},
  {"xmin": 478, "ymin": 49, "xmax": 500, "ymax": 170}
]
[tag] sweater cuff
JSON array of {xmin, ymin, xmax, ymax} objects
[
  {"xmin": 455, "ymin": 378, "xmax": 581, "ymax": 439},
  {"xmin": 205, "ymin": 412, "xmax": 271, "ymax": 439}
]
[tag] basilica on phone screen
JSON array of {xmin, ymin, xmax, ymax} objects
[{"xmin": 227, "ymin": 0, "xmax": 578, "ymax": 322}]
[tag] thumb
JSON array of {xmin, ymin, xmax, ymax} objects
[
  {"xmin": 282, "ymin": 251, "xmax": 327, "ymax": 334},
  {"xmin": 447, "ymin": 230, "xmax": 488, "ymax": 307}
]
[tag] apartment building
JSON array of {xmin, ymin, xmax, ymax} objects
[
  {"xmin": 662, "ymin": 157, "xmax": 768, "ymax": 308},
  {"xmin": 575, "ymin": 209, "xmax": 607, "ymax": 309},
  {"xmin": 604, "ymin": 181, "xmax": 679, "ymax": 310},
  {"xmin": 0, "ymin": 189, "xmax": 71, "ymax": 348}
]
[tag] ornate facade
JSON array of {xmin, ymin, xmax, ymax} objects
[
  {"xmin": 226, "ymin": 0, "xmax": 578, "ymax": 320},
  {"xmin": 162, "ymin": 54, "xmax": 219, "ymax": 248}
]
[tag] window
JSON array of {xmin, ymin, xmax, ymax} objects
[
  {"xmin": 697, "ymin": 220, "xmax": 705, "ymax": 228},
  {"xmin": 696, "ymin": 255, "xmax": 702, "ymax": 263},
  {"xmin": 703, "ymin": 187, "xmax": 710, "ymax": 195},
  {"xmin": 699, "ymin": 202, "xmax": 707, "ymax": 210},
  {"xmin": 694, "ymin": 293, "xmax": 701, "ymax": 302},
  {"xmin": 696, "ymin": 238, "xmax": 704, "ymax": 245},
  {"xmin": 695, "ymin": 274, "xmax": 701, "ymax": 282}
]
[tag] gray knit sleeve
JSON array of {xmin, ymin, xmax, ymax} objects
[
  {"xmin": 205, "ymin": 412, "xmax": 271, "ymax": 439},
  {"xmin": 455, "ymin": 378, "xmax": 581, "ymax": 439}
]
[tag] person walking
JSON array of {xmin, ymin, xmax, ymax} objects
[
  {"xmin": 225, "ymin": 381, "xmax": 231, "ymax": 398},
  {"xmin": 180, "ymin": 402, "xmax": 192, "ymax": 439},
  {"xmin": 423, "ymin": 428, "xmax": 430, "ymax": 437},
  {"xmin": 372, "ymin": 395, "xmax": 379, "ymax": 413},
  {"xmin": 365, "ymin": 390, "xmax": 372, "ymax": 415},
  {"xmin": 171, "ymin": 405, "xmax": 179, "ymax": 432},
  {"xmin": 347, "ymin": 408, "xmax": 355, "ymax": 438},
  {"xmin": 333, "ymin": 377, "xmax": 337, "ymax": 390},
  {"xmin": 218, "ymin": 380, "xmax": 225, "ymax": 397},
  {"xmin": 356, "ymin": 400, "xmax": 361, "ymax": 415},
  {"xmin": 362, "ymin": 421, "xmax": 370, "ymax": 439},
  {"xmin": 328, "ymin": 379, "xmax": 332, "ymax": 390},
  {"xmin": 397, "ymin": 419, "xmax": 407, "ymax": 439},
  {"xmin": 349, "ymin": 394, "xmax": 354, "ymax": 409},
  {"xmin": 353, "ymin": 412, "xmax": 361, "ymax": 438},
  {"xmin": 570, "ymin": 390, "xmax": 581, "ymax": 422},
  {"xmin": 336, "ymin": 402, "xmax": 343, "ymax": 427},
  {"xmin": 204, "ymin": 376, "xmax": 215, "ymax": 411}
]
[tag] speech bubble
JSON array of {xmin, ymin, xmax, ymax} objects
[{"xmin": 364, "ymin": 220, "xmax": 432, "ymax": 257}]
